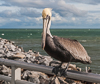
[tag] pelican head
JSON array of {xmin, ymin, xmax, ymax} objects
[
  {"xmin": 42, "ymin": 8, "xmax": 52, "ymax": 19},
  {"xmin": 42, "ymin": 8, "xmax": 52, "ymax": 50}
]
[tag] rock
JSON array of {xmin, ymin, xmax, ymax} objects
[
  {"xmin": 30, "ymin": 57, "xmax": 35, "ymax": 63},
  {"xmin": 12, "ymin": 53, "xmax": 25, "ymax": 59},
  {"xmin": 28, "ymin": 77, "xmax": 40, "ymax": 84},
  {"xmin": 27, "ymin": 49, "xmax": 35, "ymax": 55},
  {"xmin": 25, "ymin": 53, "xmax": 33, "ymax": 58},
  {"xmin": 0, "ymin": 37, "xmax": 92, "ymax": 84},
  {"xmin": 22, "ymin": 70, "xmax": 49, "ymax": 84},
  {"xmin": 49, "ymin": 60, "xmax": 61, "ymax": 67},
  {"xmin": 39, "ymin": 76, "xmax": 49, "ymax": 84},
  {"xmin": 62, "ymin": 63, "xmax": 76, "ymax": 70},
  {"xmin": 50, "ymin": 62, "xmax": 79, "ymax": 71},
  {"xmin": 18, "ymin": 46, "xmax": 24, "ymax": 52},
  {"xmin": 58, "ymin": 77, "xmax": 68, "ymax": 84},
  {"xmin": 0, "ymin": 44, "xmax": 3, "ymax": 48},
  {"xmin": 5, "ymin": 43, "xmax": 16, "ymax": 51},
  {"xmin": 0, "ymin": 48, "xmax": 4, "ymax": 54},
  {"xmin": 0, "ymin": 54, "xmax": 5, "ymax": 58},
  {"xmin": 28, "ymin": 71, "xmax": 49, "ymax": 80},
  {"xmin": 44, "ymin": 56, "xmax": 53, "ymax": 66},
  {"xmin": 77, "ymin": 67, "xmax": 81, "ymax": 71},
  {"xmin": 50, "ymin": 77, "xmax": 61, "ymax": 84},
  {"xmin": 34, "ymin": 51, "xmax": 41, "ymax": 57},
  {"xmin": 55, "ymin": 77, "xmax": 60, "ymax": 84},
  {"xmin": 88, "ymin": 67, "xmax": 92, "ymax": 73},
  {"xmin": 1, "ymin": 65, "xmax": 11, "ymax": 76},
  {"xmin": 64, "ymin": 78, "xmax": 75, "ymax": 84},
  {"xmin": 34, "ymin": 56, "xmax": 46, "ymax": 65},
  {"xmin": 6, "ymin": 51, "xmax": 14, "ymax": 58}
]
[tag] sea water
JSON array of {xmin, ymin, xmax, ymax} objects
[{"xmin": 0, "ymin": 29, "xmax": 100, "ymax": 74}]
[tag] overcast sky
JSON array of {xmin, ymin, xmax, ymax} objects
[{"xmin": 0, "ymin": 0, "xmax": 100, "ymax": 29}]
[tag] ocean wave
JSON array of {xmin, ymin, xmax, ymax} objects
[
  {"xmin": 1, "ymin": 33, "xmax": 4, "ymax": 35},
  {"xmin": 30, "ymin": 33, "xmax": 32, "ymax": 35},
  {"xmin": 80, "ymin": 40, "xmax": 87, "ymax": 42}
]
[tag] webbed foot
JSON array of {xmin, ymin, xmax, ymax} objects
[{"xmin": 52, "ymin": 66, "xmax": 61, "ymax": 76}]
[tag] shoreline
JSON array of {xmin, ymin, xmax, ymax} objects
[{"xmin": 0, "ymin": 37, "xmax": 95, "ymax": 84}]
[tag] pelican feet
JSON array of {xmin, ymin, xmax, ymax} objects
[
  {"xmin": 52, "ymin": 66, "xmax": 67, "ymax": 76},
  {"xmin": 60, "ymin": 68, "xmax": 68, "ymax": 76},
  {"xmin": 52, "ymin": 66, "xmax": 60, "ymax": 75}
]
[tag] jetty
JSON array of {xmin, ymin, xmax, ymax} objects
[{"xmin": 0, "ymin": 37, "xmax": 100, "ymax": 84}]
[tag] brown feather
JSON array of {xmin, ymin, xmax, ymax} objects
[{"xmin": 53, "ymin": 35, "xmax": 92, "ymax": 64}]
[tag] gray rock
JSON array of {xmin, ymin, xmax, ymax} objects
[
  {"xmin": 28, "ymin": 77, "xmax": 40, "ymax": 84},
  {"xmin": 0, "ymin": 54, "xmax": 5, "ymax": 57},
  {"xmin": 44, "ymin": 56, "xmax": 53, "ymax": 66},
  {"xmin": 0, "ymin": 44, "xmax": 3, "ymax": 48},
  {"xmin": 22, "ymin": 70, "xmax": 49, "ymax": 84},
  {"xmin": 0, "ymin": 38, "xmax": 89, "ymax": 84},
  {"xmin": 0, "ymin": 48, "xmax": 4, "ymax": 54},
  {"xmin": 30, "ymin": 57, "xmax": 35, "ymax": 62},
  {"xmin": 6, "ymin": 51, "xmax": 14, "ymax": 57},
  {"xmin": 1, "ymin": 65, "xmax": 11, "ymax": 76},
  {"xmin": 34, "ymin": 56, "xmax": 45, "ymax": 65},
  {"xmin": 34, "ymin": 51, "xmax": 41, "ymax": 57},
  {"xmin": 49, "ymin": 60, "xmax": 61, "ymax": 67},
  {"xmin": 58, "ymin": 77, "xmax": 68, "ymax": 84}
]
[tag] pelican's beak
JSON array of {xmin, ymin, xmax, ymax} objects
[{"xmin": 42, "ymin": 16, "xmax": 50, "ymax": 50}]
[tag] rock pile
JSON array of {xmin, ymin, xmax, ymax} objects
[{"xmin": 0, "ymin": 38, "xmax": 92, "ymax": 84}]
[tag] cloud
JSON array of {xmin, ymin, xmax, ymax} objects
[
  {"xmin": 0, "ymin": 0, "xmax": 100, "ymax": 28},
  {"xmin": 65, "ymin": 0, "xmax": 100, "ymax": 5},
  {"xmin": 0, "ymin": 8, "xmax": 41, "ymax": 18},
  {"xmin": 1, "ymin": 0, "xmax": 87, "ymax": 17},
  {"xmin": 0, "ymin": 10, "xmax": 19, "ymax": 18},
  {"xmin": 20, "ymin": 8, "xmax": 41, "ymax": 17},
  {"xmin": 54, "ymin": 0, "xmax": 87, "ymax": 17}
]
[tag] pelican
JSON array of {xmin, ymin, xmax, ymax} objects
[{"xmin": 42, "ymin": 8, "xmax": 92, "ymax": 74}]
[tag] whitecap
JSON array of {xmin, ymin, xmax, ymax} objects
[
  {"xmin": 30, "ymin": 33, "xmax": 32, "ymax": 35},
  {"xmin": 81, "ymin": 40, "xmax": 87, "ymax": 42},
  {"xmin": 1, "ymin": 33, "xmax": 4, "ymax": 35}
]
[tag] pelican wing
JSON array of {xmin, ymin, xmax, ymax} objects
[{"xmin": 53, "ymin": 36, "xmax": 91, "ymax": 63}]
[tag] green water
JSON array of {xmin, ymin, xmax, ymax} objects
[{"xmin": 0, "ymin": 29, "xmax": 100, "ymax": 74}]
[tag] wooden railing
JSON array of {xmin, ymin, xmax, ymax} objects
[{"xmin": 0, "ymin": 58, "xmax": 100, "ymax": 84}]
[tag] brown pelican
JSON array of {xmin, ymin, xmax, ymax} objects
[{"xmin": 42, "ymin": 8, "xmax": 92, "ymax": 75}]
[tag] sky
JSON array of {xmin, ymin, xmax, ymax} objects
[{"xmin": 0, "ymin": 0, "xmax": 100, "ymax": 29}]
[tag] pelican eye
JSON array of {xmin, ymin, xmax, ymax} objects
[{"xmin": 46, "ymin": 15, "xmax": 49, "ymax": 19}]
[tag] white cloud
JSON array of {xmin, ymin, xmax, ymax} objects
[
  {"xmin": 0, "ymin": 17, "xmax": 10, "ymax": 27},
  {"xmin": 35, "ymin": 16, "xmax": 42, "ymax": 21},
  {"xmin": 73, "ymin": 3, "xmax": 100, "ymax": 12},
  {"xmin": 52, "ymin": 12, "xmax": 62, "ymax": 21},
  {"xmin": 65, "ymin": 0, "xmax": 100, "ymax": 5},
  {"xmin": 1, "ymin": 0, "xmax": 87, "ymax": 17},
  {"xmin": 72, "ymin": 17, "xmax": 76, "ymax": 21},
  {"xmin": 0, "ymin": 6, "xmax": 20, "ymax": 12},
  {"xmin": 10, "ymin": 18, "xmax": 21, "ymax": 22},
  {"xmin": 0, "ymin": 0, "xmax": 100, "ymax": 28}
]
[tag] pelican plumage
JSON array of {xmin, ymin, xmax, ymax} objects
[{"xmin": 42, "ymin": 8, "xmax": 92, "ymax": 73}]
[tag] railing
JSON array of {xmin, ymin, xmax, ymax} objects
[{"xmin": 0, "ymin": 58, "xmax": 100, "ymax": 84}]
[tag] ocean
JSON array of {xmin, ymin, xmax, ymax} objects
[{"xmin": 0, "ymin": 29, "xmax": 100, "ymax": 74}]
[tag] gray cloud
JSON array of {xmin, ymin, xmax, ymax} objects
[
  {"xmin": 54, "ymin": 1, "xmax": 87, "ymax": 17},
  {"xmin": 1, "ymin": 0, "xmax": 87, "ymax": 17},
  {"xmin": 20, "ymin": 8, "xmax": 41, "ymax": 17},
  {"xmin": 0, "ymin": 10, "xmax": 19, "ymax": 18},
  {"xmin": 0, "ymin": 8, "xmax": 41, "ymax": 18},
  {"xmin": 0, "ymin": 0, "xmax": 99, "ymax": 28},
  {"xmin": 65, "ymin": 0, "xmax": 100, "ymax": 5}
]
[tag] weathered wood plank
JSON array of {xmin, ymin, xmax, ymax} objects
[{"xmin": 0, "ymin": 58, "xmax": 100, "ymax": 83}]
